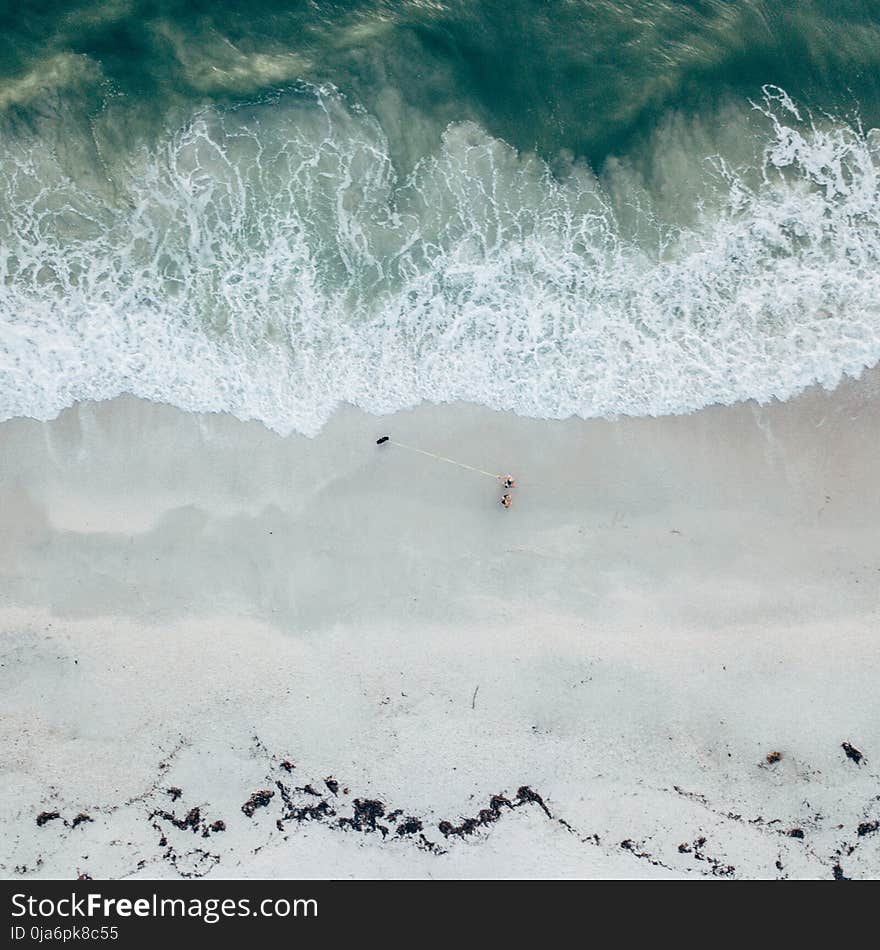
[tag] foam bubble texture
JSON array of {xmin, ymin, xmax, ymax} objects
[{"xmin": 1, "ymin": 86, "xmax": 879, "ymax": 435}]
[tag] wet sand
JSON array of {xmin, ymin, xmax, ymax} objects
[{"xmin": 1, "ymin": 371, "xmax": 879, "ymax": 879}]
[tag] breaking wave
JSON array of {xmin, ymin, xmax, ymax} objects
[{"xmin": 1, "ymin": 85, "xmax": 879, "ymax": 435}]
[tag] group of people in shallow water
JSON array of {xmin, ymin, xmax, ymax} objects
[{"xmin": 500, "ymin": 476, "xmax": 515, "ymax": 508}]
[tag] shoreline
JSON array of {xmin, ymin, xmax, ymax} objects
[{"xmin": 1, "ymin": 371, "xmax": 879, "ymax": 879}]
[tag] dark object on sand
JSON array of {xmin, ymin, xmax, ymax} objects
[
  {"xmin": 841, "ymin": 741, "xmax": 864, "ymax": 765},
  {"xmin": 765, "ymin": 750, "xmax": 782, "ymax": 764},
  {"xmin": 241, "ymin": 789, "xmax": 275, "ymax": 818},
  {"xmin": 376, "ymin": 436, "xmax": 390, "ymax": 445}
]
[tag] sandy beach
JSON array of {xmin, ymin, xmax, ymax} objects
[{"xmin": 1, "ymin": 370, "xmax": 878, "ymax": 880}]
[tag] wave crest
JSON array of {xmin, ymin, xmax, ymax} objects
[{"xmin": 1, "ymin": 86, "xmax": 879, "ymax": 434}]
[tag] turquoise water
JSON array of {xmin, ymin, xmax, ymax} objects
[{"xmin": 1, "ymin": 1, "xmax": 880, "ymax": 433}]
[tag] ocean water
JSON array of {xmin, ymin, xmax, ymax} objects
[{"xmin": 1, "ymin": 1, "xmax": 879, "ymax": 435}]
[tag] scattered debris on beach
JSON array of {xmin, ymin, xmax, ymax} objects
[{"xmin": 16, "ymin": 737, "xmax": 880, "ymax": 880}]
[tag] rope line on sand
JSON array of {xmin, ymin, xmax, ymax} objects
[{"xmin": 376, "ymin": 436, "xmax": 504, "ymax": 481}]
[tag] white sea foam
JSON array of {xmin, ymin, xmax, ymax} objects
[{"xmin": 1, "ymin": 85, "xmax": 879, "ymax": 435}]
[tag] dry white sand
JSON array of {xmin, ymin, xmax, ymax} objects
[{"xmin": 1, "ymin": 372, "xmax": 879, "ymax": 879}]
